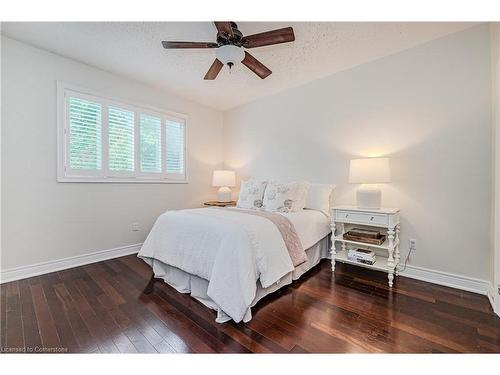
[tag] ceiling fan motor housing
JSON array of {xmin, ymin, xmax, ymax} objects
[{"xmin": 216, "ymin": 22, "xmax": 244, "ymax": 46}]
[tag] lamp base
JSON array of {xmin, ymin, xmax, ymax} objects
[
  {"xmin": 217, "ymin": 186, "xmax": 232, "ymax": 202},
  {"xmin": 356, "ymin": 186, "xmax": 381, "ymax": 209}
]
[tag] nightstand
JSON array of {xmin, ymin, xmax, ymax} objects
[
  {"xmin": 204, "ymin": 200, "xmax": 237, "ymax": 207},
  {"xmin": 331, "ymin": 205, "xmax": 401, "ymax": 287}
]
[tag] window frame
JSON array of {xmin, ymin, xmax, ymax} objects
[{"xmin": 57, "ymin": 82, "xmax": 188, "ymax": 183}]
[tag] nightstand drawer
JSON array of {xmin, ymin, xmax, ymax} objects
[{"xmin": 335, "ymin": 210, "xmax": 388, "ymax": 226}]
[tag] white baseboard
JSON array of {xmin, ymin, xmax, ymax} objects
[
  {"xmin": 488, "ymin": 283, "xmax": 500, "ymax": 317},
  {"xmin": 0, "ymin": 243, "xmax": 142, "ymax": 284},
  {"xmin": 488, "ymin": 284, "xmax": 496, "ymax": 311},
  {"xmin": 400, "ymin": 264, "xmax": 490, "ymax": 295}
]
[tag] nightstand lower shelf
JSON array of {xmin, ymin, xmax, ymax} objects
[
  {"xmin": 334, "ymin": 234, "xmax": 400, "ymax": 250},
  {"xmin": 335, "ymin": 251, "xmax": 390, "ymax": 273}
]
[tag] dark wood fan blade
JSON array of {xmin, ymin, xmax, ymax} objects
[
  {"xmin": 214, "ymin": 22, "xmax": 234, "ymax": 38},
  {"xmin": 162, "ymin": 41, "xmax": 218, "ymax": 49},
  {"xmin": 241, "ymin": 52, "xmax": 272, "ymax": 79},
  {"xmin": 204, "ymin": 59, "xmax": 224, "ymax": 80},
  {"xmin": 242, "ymin": 27, "xmax": 295, "ymax": 48}
]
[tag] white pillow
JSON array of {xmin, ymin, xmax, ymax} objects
[
  {"xmin": 263, "ymin": 181, "xmax": 305, "ymax": 213},
  {"xmin": 292, "ymin": 181, "xmax": 310, "ymax": 212},
  {"xmin": 237, "ymin": 179, "xmax": 267, "ymax": 209},
  {"xmin": 305, "ymin": 183, "xmax": 335, "ymax": 215}
]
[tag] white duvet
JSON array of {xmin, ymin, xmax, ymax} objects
[{"xmin": 138, "ymin": 208, "xmax": 302, "ymax": 323}]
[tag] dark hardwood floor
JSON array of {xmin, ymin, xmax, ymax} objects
[{"xmin": 1, "ymin": 255, "xmax": 499, "ymax": 353}]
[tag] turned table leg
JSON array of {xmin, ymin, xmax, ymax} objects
[
  {"xmin": 330, "ymin": 218, "xmax": 336, "ymax": 272},
  {"xmin": 387, "ymin": 227, "xmax": 395, "ymax": 288},
  {"xmin": 395, "ymin": 224, "xmax": 401, "ymax": 276}
]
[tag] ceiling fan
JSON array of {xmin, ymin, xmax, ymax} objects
[{"xmin": 161, "ymin": 22, "xmax": 295, "ymax": 80}]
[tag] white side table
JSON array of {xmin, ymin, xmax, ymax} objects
[{"xmin": 330, "ymin": 205, "xmax": 401, "ymax": 287}]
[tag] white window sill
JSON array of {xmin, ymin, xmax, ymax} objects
[{"xmin": 57, "ymin": 177, "xmax": 188, "ymax": 184}]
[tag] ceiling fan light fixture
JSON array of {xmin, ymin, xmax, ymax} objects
[{"xmin": 216, "ymin": 45, "xmax": 244, "ymax": 67}]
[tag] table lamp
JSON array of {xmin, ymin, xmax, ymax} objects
[
  {"xmin": 349, "ymin": 158, "xmax": 391, "ymax": 209},
  {"xmin": 212, "ymin": 170, "xmax": 236, "ymax": 202}
]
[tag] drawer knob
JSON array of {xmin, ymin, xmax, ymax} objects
[
  {"xmin": 370, "ymin": 216, "xmax": 374, "ymax": 221},
  {"xmin": 345, "ymin": 214, "xmax": 349, "ymax": 218}
]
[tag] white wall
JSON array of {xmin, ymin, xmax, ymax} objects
[
  {"xmin": 224, "ymin": 25, "xmax": 492, "ymax": 281},
  {"xmin": 491, "ymin": 23, "xmax": 500, "ymax": 314},
  {"xmin": 1, "ymin": 36, "xmax": 224, "ymax": 271}
]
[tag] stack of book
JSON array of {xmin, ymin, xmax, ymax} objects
[
  {"xmin": 347, "ymin": 248, "xmax": 376, "ymax": 265},
  {"xmin": 343, "ymin": 227, "xmax": 386, "ymax": 245}
]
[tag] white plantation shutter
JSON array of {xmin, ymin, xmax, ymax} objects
[
  {"xmin": 108, "ymin": 106, "xmax": 134, "ymax": 172},
  {"xmin": 68, "ymin": 97, "xmax": 102, "ymax": 170},
  {"xmin": 165, "ymin": 119, "xmax": 185, "ymax": 175},
  {"xmin": 140, "ymin": 114, "xmax": 162, "ymax": 173},
  {"xmin": 59, "ymin": 84, "xmax": 187, "ymax": 182}
]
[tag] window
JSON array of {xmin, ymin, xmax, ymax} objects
[
  {"xmin": 108, "ymin": 106, "xmax": 134, "ymax": 173},
  {"xmin": 58, "ymin": 83, "xmax": 187, "ymax": 183},
  {"xmin": 68, "ymin": 97, "xmax": 102, "ymax": 171},
  {"xmin": 140, "ymin": 114, "xmax": 162, "ymax": 173},
  {"xmin": 166, "ymin": 119, "xmax": 185, "ymax": 174}
]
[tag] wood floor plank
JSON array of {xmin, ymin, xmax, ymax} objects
[
  {"xmin": 19, "ymin": 279, "xmax": 42, "ymax": 349},
  {"xmin": 219, "ymin": 324, "xmax": 273, "ymax": 353},
  {"xmin": 84, "ymin": 263, "xmax": 125, "ymax": 306},
  {"xmin": 145, "ymin": 294, "xmax": 217, "ymax": 353},
  {"xmin": 1, "ymin": 284, "xmax": 8, "ymax": 348},
  {"xmin": 253, "ymin": 303, "xmax": 368, "ymax": 353},
  {"xmin": 5, "ymin": 282, "xmax": 24, "ymax": 350},
  {"xmin": 128, "ymin": 302, "xmax": 193, "ymax": 353},
  {"xmin": 73, "ymin": 274, "xmax": 135, "ymax": 353},
  {"xmin": 153, "ymin": 285, "xmax": 252, "ymax": 353},
  {"xmin": 31, "ymin": 283, "xmax": 61, "ymax": 350},
  {"xmin": 52, "ymin": 283, "xmax": 98, "ymax": 352},
  {"xmin": 289, "ymin": 345, "xmax": 309, "ymax": 353},
  {"xmin": 40, "ymin": 274, "xmax": 80, "ymax": 352},
  {"xmin": 109, "ymin": 258, "xmax": 221, "ymax": 353},
  {"xmin": 153, "ymin": 339, "xmax": 177, "ymax": 353},
  {"xmin": 94, "ymin": 261, "xmax": 193, "ymax": 353},
  {"xmin": 2, "ymin": 257, "xmax": 499, "ymax": 353},
  {"xmin": 122, "ymin": 326, "xmax": 158, "ymax": 353},
  {"xmin": 60, "ymin": 273, "xmax": 121, "ymax": 353},
  {"xmin": 120, "ymin": 302, "xmax": 166, "ymax": 347},
  {"xmin": 228, "ymin": 321, "xmax": 288, "ymax": 353}
]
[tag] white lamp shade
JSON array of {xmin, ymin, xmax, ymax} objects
[
  {"xmin": 216, "ymin": 45, "xmax": 245, "ymax": 66},
  {"xmin": 212, "ymin": 170, "xmax": 236, "ymax": 187},
  {"xmin": 349, "ymin": 158, "xmax": 391, "ymax": 184}
]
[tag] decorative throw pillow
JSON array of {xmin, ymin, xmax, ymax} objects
[
  {"xmin": 305, "ymin": 183, "xmax": 335, "ymax": 216},
  {"xmin": 292, "ymin": 181, "xmax": 310, "ymax": 212},
  {"xmin": 236, "ymin": 179, "xmax": 267, "ymax": 210},
  {"xmin": 263, "ymin": 181, "xmax": 303, "ymax": 213}
]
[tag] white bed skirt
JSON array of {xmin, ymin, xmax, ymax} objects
[{"xmin": 146, "ymin": 236, "xmax": 331, "ymax": 323}]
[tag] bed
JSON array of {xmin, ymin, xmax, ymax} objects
[{"xmin": 138, "ymin": 206, "xmax": 331, "ymax": 323}]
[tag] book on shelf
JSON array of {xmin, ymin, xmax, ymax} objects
[
  {"xmin": 347, "ymin": 255, "xmax": 376, "ymax": 265},
  {"xmin": 347, "ymin": 248, "xmax": 376, "ymax": 260},
  {"xmin": 347, "ymin": 248, "xmax": 376, "ymax": 265}
]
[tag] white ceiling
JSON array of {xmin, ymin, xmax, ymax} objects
[{"xmin": 2, "ymin": 22, "xmax": 478, "ymax": 111}]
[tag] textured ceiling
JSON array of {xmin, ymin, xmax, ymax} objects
[{"xmin": 1, "ymin": 22, "xmax": 478, "ymax": 110}]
